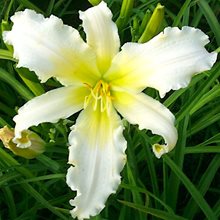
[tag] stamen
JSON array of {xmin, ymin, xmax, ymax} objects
[{"xmin": 83, "ymin": 80, "xmax": 113, "ymax": 113}]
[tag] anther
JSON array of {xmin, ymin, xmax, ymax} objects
[{"xmin": 83, "ymin": 80, "xmax": 112, "ymax": 113}]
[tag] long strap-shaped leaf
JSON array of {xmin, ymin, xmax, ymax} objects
[{"xmin": 163, "ymin": 155, "xmax": 217, "ymax": 220}]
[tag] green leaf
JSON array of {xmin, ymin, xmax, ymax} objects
[
  {"xmin": 197, "ymin": 0, "xmax": 220, "ymax": 46},
  {"xmin": 184, "ymin": 155, "xmax": 220, "ymax": 219},
  {"xmin": 17, "ymin": 0, "xmax": 43, "ymax": 13},
  {"xmin": 119, "ymin": 200, "xmax": 187, "ymax": 220},
  {"xmin": 163, "ymin": 155, "xmax": 217, "ymax": 220},
  {"xmin": 184, "ymin": 146, "xmax": 220, "ymax": 154},
  {"xmin": 166, "ymin": 115, "xmax": 189, "ymax": 210},
  {"xmin": 172, "ymin": 0, "xmax": 191, "ymax": 26},
  {"xmin": 176, "ymin": 63, "xmax": 220, "ymax": 123},
  {"xmin": 0, "ymin": 49, "xmax": 15, "ymax": 61},
  {"xmin": 0, "ymin": 67, "xmax": 34, "ymax": 101}
]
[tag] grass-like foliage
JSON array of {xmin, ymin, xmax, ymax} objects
[{"xmin": 0, "ymin": 0, "xmax": 219, "ymax": 219}]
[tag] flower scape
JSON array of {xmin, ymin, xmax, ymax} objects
[{"xmin": 3, "ymin": 1, "xmax": 217, "ymax": 219}]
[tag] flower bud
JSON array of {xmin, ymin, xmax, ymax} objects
[
  {"xmin": 138, "ymin": 3, "xmax": 164, "ymax": 43},
  {"xmin": 88, "ymin": 0, "xmax": 101, "ymax": 6},
  {"xmin": 0, "ymin": 126, "xmax": 45, "ymax": 159},
  {"xmin": 116, "ymin": 0, "xmax": 134, "ymax": 30}
]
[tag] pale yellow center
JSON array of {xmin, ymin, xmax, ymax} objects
[
  {"xmin": 13, "ymin": 130, "xmax": 32, "ymax": 148},
  {"xmin": 84, "ymin": 80, "xmax": 113, "ymax": 113},
  {"xmin": 154, "ymin": 144, "xmax": 164, "ymax": 153}
]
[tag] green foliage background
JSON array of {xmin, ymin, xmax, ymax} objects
[{"xmin": 0, "ymin": 0, "xmax": 219, "ymax": 219}]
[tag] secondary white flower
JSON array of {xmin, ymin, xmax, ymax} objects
[{"xmin": 3, "ymin": 1, "xmax": 217, "ymax": 219}]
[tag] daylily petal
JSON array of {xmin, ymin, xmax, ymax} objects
[
  {"xmin": 66, "ymin": 105, "xmax": 126, "ymax": 219},
  {"xmin": 14, "ymin": 86, "xmax": 88, "ymax": 140},
  {"xmin": 3, "ymin": 9, "xmax": 99, "ymax": 86},
  {"xmin": 113, "ymin": 90, "xmax": 177, "ymax": 158},
  {"xmin": 80, "ymin": 1, "xmax": 120, "ymax": 73},
  {"xmin": 106, "ymin": 26, "xmax": 217, "ymax": 97}
]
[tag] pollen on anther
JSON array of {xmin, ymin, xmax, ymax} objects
[{"xmin": 83, "ymin": 80, "xmax": 112, "ymax": 113}]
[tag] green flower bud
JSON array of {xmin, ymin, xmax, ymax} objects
[
  {"xmin": 88, "ymin": 0, "xmax": 101, "ymax": 6},
  {"xmin": 116, "ymin": 0, "xmax": 134, "ymax": 30},
  {"xmin": 138, "ymin": 3, "xmax": 164, "ymax": 43}
]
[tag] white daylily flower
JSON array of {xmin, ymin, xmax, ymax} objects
[{"xmin": 3, "ymin": 1, "xmax": 217, "ymax": 219}]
